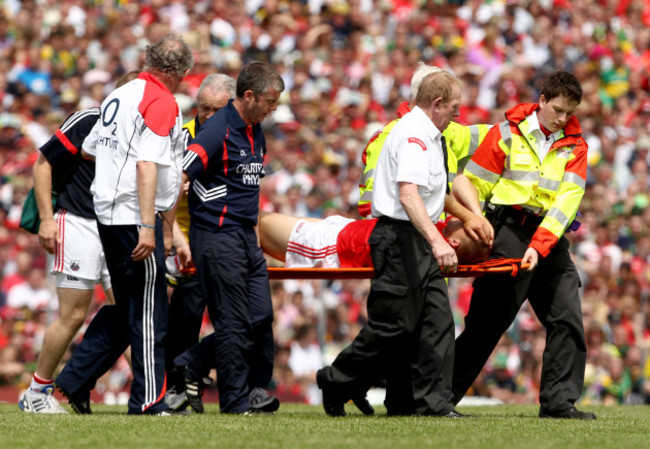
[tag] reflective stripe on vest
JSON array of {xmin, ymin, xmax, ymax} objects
[
  {"xmin": 499, "ymin": 120, "xmax": 512, "ymax": 147},
  {"xmin": 546, "ymin": 206, "xmax": 570, "ymax": 227},
  {"xmin": 563, "ymin": 171, "xmax": 586, "ymax": 189},
  {"xmin": 465, "ymin": 159, "xmax": 500, "ymax": 184},
  {"xmin": 359, "ymin": 168, "xmax": 375, "ymax": 202},
  {"xmin": 468, "ymin": 124, "xmax": 481, "ymax": 155}
]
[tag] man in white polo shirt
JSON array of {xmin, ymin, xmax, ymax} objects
[
  {"xmin": 55, "ymin": 35, "xmax": 193, "ymax": 416},
  {"xmin": 317, "ymin": 70, "xmax": 465, "ymax": 417}
]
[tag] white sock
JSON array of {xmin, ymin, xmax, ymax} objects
[{"xmin": 30, "ymin": 374, "xmax": 54, "ymax": 393}]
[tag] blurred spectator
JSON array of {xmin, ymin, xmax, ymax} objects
[
  {"xmin": 288, "ymin": 323, "xmax": 323, "ymax": 405},
  {"xmin": 457, "ymin": 79, "xmax": 490, "ymax": 125},
  {"xmin": 483, "ymin": 351, "xmax": 518, "ymax": 403},
  {"xmin": 6, "ymin": 267, "xmax": 54, "ymax": 311},
  {"xmin": 268, "ymin": 151, "xmax": 315, "ymax": 197},
  {"xmin": 1, "ymin": 250, "xmax": 32, "ymax": 298}
]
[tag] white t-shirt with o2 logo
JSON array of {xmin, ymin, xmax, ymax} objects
[{"xmin": 83, "ymin": 73, "xmax": 185, "ymax": 225}]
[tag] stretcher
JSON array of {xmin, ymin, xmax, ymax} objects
[{"xmin": 268, "ymin": 258, "xmax": 529, "ymax": 280}]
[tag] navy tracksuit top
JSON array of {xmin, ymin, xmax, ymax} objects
[{"xmin": 182, "ymin": 100, "xmax": 266, "ymax": 230}]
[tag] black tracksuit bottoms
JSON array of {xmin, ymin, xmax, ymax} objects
[
  {"xmin": 190, "ymin": 225, "xmax": 274, "ymax": 414},
  {"xmin": 452, "ymin": 217, "xmax": 587, "ymax": 413},
  {"xmin": 57, "ymin": 218, "xmax": 169, "ymax": 414},
  {"xmin": 165, "ymin": 274, "xmax": 205, "ymax": 386}
]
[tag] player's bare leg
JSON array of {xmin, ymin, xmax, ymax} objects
[{"xmin": 20, "ymin": 287, "xmax": 93, "ymax": 413}]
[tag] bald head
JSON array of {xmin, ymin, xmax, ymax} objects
[{"xmin": 197, "ymin": 73, "xmax": 236, "ymax": 124}]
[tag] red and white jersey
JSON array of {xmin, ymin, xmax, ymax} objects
[
  {"xmin": 285, "ymin": 216, "xmax": 355, "ymax": 268},
  {"xmin": 83, "ymin": 72, "xmax": 185, "ymax": 225},
  {"xmin": 285, "ymin": 216, "xmax": 379, "ymax": 269},
  {"xmin": 371, "ymin": 106, "xmax": 446, "ymax": 222},
  {"xmin": 336, "ymin": 218, "xmax": 377, "ymax": 268}
]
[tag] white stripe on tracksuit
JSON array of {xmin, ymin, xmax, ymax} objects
[
  {"xmin": 182, "ymin": 150, "xmax": 198, "ymax": 171},
  {"xmin": 59, "ymin": 108, "xmax": 100, "ymax": 134},
  {"xmin": 193, "ymin": 180, "xmax": 227, "ymax": 202},
  {"xmin": 141, "ymin": 254, "xmax": 157, "ymax": 411}
]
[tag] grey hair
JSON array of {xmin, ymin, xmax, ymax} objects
[
  {"xmin": 410, "ymin": 61, "xmax": 443, "ymax": 103},
  {"xmin": 199, "ymin": 73, "xmax": 236, "ymax": 98},
  {"xmin": 144, "ymin": 35, "xmax": 194, "ymax": 77},
  {"xmin": 235, "ymin": 61, "xmax": 285, "ymax": 98}
]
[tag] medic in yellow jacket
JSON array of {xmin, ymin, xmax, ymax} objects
[
  {"xmin": 463, "ymin": 102, "xmax": 587, "ymax": 258},
  {"xmin": 175, "ymin": 116, "xmax": 199, "ymax": 238},
  {"xmin": 358, "ymin": 100, "xmax": 491, "ymax": 218}
]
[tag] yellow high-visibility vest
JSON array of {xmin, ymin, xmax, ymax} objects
[
  {"xmin": 464, "ymin": 102, "xmax": 588, "ymax": 257},
  {"xmin": 444, "ymin": 121, "xmax": 492, "ymax": 184},
  {"xmin": 176, "ymin": 117, "xmax": 199, "ymax": 238},
  {"xmin": 358, "ymin": 118, "xmax": 400, "ymax": 218}
]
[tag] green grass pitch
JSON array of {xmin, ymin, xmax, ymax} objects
[{"xmin": 1, "ymin": 403, "xmax": 647, "ymax": 449}]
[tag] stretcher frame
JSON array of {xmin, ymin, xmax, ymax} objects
[{"xmin": 268, "ymin": 259, "xmax": 529, "ymax": 280}]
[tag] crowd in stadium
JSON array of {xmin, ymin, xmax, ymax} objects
[{"xmin": 0, "ymin": 0, "xmax": 649, "ymax": 408}]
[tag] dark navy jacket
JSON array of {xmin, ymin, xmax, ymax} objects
[
  {"xmin": 182, "ymin": 100, "xmax": 266, "ymax": 230},
  {"xmin": 40, "ymin": 108, "xmax": 99, "ymax": 219}
]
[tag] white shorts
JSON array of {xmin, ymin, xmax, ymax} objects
[
  {"xmin": 51, "ymin": 209, "xmax": 111, "ymax": 290},
  {"xmin": 285, "ymin": 216, "xmax": 354, "ymax": 268}
]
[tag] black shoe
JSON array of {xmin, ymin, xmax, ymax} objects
[
  {"xmin": 249, "ymin": 387, "xmax": 280, "ymax": 413},
  {"xmin": 164, "ymin": 386, "xmax": 189, "ymax": 412},
  {"xmin": 539, "ymin": 407, "xmax": 596, "ymax": 420},
  {"xmin": 442, "ymin": 409, "xmax": 469, "ymax": 418},
  {"xmin": 316, "ymin": 368, "xmax": 346, "ymax": 417},
  {"xmin": 185, "ymin": 376, "xmax": 212, "ymax": 414},
  {"xmin": 55, "ymin": 384, "xmax": 92, "ymax": 414},
  {"xmin": 351, "ymin": 394, "xmax": 374, "ymax": 415}
]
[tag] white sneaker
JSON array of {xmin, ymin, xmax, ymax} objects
[
  {"xmin": 155, "ymin": 409, "xmax": 189, "ymax": 416},
  {"xmin": 18, "ymin": 385, "xmax": 68, "ymax": 414}
]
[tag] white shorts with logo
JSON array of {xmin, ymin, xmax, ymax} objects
[
  {"xmin": 285, "ymin": 216, "xmax": 354, "ymax": 268},
  {"xmin": 52, "ymin": 209, "xmax": 111, "ymax": 290}
]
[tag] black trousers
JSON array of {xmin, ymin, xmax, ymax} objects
[
  {"xmin": 190, "ymin": 225, "xmax": 274, "ymax": 413},
  {"xmin": 452, "ymin": 211, "xmax": 587, "ymax": 412},
  {"xmin": 173, "ymin": 331, "xmax": 215, "ymax": 382},
  {"xmin": 165, "ymin": 274, "xmax": 205, "ymax": 387},
  {"xmin": 56, "ymin": 218, "xmax": 169, "ymax": 414},
  {"xmin": 321, "ymin": 218, "xmax": 455, "ymax": 415}
]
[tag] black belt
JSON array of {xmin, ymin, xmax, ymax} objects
[
  {"xmin": 378, "ymin": 216, "xmax": 411, "ymax": 225},
  {"xmin": 489, "ymin": 205, "xmax": 544, "ymax": 229}
]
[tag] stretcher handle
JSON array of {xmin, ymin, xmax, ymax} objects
[{"xmin": 268, "ymin": 259, "xmax": 529, "ymax": 280}]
